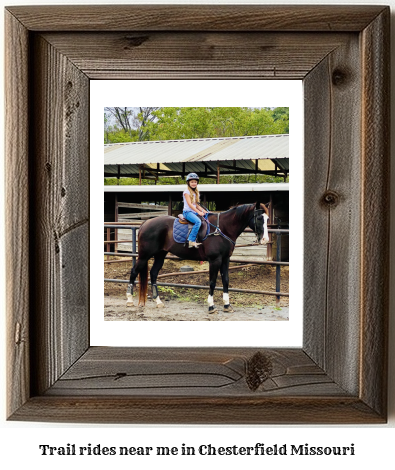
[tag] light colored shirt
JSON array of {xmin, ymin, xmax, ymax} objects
[{"xmin": 183, "ymin": 189, "xmax": 199, "ymax": 212}]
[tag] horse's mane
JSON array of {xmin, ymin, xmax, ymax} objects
[
  {"xmin": 222, "ymin": 202, "xmax": 268, "ymax": 219},
  {"xmin": 224, "ymin": 203, "xmax": 255, "ymax": 216}
]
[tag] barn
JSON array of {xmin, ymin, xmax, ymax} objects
[
  {"xmin": 104, "ymin": 183, "xmax": 289, "ymax": 261},
  {"xmin": 104, "ymin": 134, "xmax": 289, "ymax": 182},
  {"xmin": 104, "ymin": 134, "xmax": 289, "ymax": 261}
]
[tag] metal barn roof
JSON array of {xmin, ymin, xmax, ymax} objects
[{"xmin": 104, "ymin": 134, "xmax": 289, "ymax": 178}]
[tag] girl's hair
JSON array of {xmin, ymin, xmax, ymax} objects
[{"xmin": 187, "ymin": 181, "xmax": 200, "ymax": 205}]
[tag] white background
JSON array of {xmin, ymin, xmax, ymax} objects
[
  {"xmin": 1, "ymin": 0, "xmax": 394, "ymax": 469},
  {"xmin": 92, "ymin": 80, "xmax": 303, "ymax": 347}
]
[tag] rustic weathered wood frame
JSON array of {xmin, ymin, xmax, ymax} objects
[{"xmin": 5, "ymin": 5, "xmax": 389, "ymax": 423}]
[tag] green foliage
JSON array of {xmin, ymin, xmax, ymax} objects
[
  {"xmin": 144, "ymin": 107, "xmax": 288, "ymax": 140},
  {"xmin": 270, "ymin": 107, "xmax": 289, "ymax": 133},
  {"xmin": 104, "ymin": 107, "xmax": 289, "ymax": 184},
  {"xmin": 157, "ymin": 286, "xmax": 179, "ymax": 297},
  {"xmin": 104, "ymin": 176, "xmax": 187, "ymax": 186},
  {"xmin": 104, "ymin": 173, "xmax": 287, "ymax": 186},
  {"xmin": 104, "ymin": 107, "xmax": 288, "ymax": 143},
  {"xmin": 104, "ymin": 128, "xmax": 139, "ymax": 143}
]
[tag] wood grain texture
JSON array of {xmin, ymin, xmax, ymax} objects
[
  {"xmin": 5, "ymin": 10, "xmax": 30, "ymax": 418},
  {"xmin": 46, "ymin": 348, "xmax": 344, "ymax": 397},
  {"xmin": 10, "ymin": 348, "xmax": 384, "ymax": 424},
  {"xmin": 304, "ymin": 35, "xmax": 362, "ymax": 395},
  {"xmin": 303, "ymin": 56, "xmax": 331, "ymax": 369},
  {"xmin": 5, "ymin": 5, "xmax": 390, "ymax": 424},
  {"xmin": 6, "ymin": 5, "xmax": 386, "ymax": 32},
  {"xmin": 42, "ymin": 32, "xmax": 350, "ymax": 80},
  {"xmin": 360, "ymin": 9, "xmax": 390, "ymax": 417},
  {"xmin": 10, "ymin": 396, "xmax": 383, "ymax": 425},
  {"xmin": 29, "ymin": 34, "xmax": 90, "ymax": 395}
]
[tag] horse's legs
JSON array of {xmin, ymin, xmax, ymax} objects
[
  {"xmin": 150, "ymin": 251, "xmax": 167, "ymax": 308},
  {"xmin": 207, "ymin": 257, "xmax": 222, "ymax": 314},
  {"xmin": 126, "ymin": 257, "xmax": 148, "ymax": 306},
  {"xmin": 220, "ymin": 257, "xmax": 233, "ymax": 313}
]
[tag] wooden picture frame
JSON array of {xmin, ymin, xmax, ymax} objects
[{"xmin": 5, "ymin": 5, "xmax": 389, "ymax": 424}]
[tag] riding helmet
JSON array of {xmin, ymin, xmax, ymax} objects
[{"xmin": 186, "ymin": 173, "xmax": 199, "ymax": 181}]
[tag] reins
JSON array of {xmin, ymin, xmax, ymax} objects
[
  {"xmin": 205, "ymin": 212, "xmax": 236, "ymax": 245},
  {"xmin": 198, "ymin": 203, "xmax": 268, "ymax": 246}
]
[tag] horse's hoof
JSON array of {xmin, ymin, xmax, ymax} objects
[
  {"xmin": 223, "ymin": 304, "xmax": 234, "ymax": 313},
  {"xmin": 157, "ymin": 302, "xmax": 164, "ymax": 308},
  {"xmin": 208, "ymin": 305, "xmax": 218, "ymax": 314},
  {"xmin": 126, "ymin": 301, "xmax": 134, "ymax": 307}
]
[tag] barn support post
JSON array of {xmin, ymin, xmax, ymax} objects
[
  {"xmin": 114, "ymin": 193, "xmax": 118, "ymax": 253},
  {"xmin": 155, "ymin": 163, "xmax": 159, "ymax": 184},
  {"xmin": 168, "ymin": 194, "xmax": 172, "ymax": 216},
  {"xmin": 106, "ymin": 227, "xmax": 111, "ymax": 261},
  {"xmin": 267, "ymin": 193, "xmax": 274, "ymax": 260},
  {"xmin": 275, "ymin": 230, "xmax": 282, "ymax": 307}
]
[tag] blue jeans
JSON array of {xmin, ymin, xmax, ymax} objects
[{"xmin": 183, "ymin": 210, "xmax": 202, "ymax": 242}]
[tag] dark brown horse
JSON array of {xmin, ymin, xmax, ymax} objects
[{"xmin": 126, "ymin": 202, "xmax": 269, "ymax": 313}]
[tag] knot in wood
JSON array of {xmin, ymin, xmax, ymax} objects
[
  {"xmin": 321, "ymin": 190, "xmax": 340, "ymax": 207},
  {"xmin": 124, "ymin": 35, "xmax": 149, "ymax": 48},
  {"xmin": 246, "ymin": 351, "xmax": 273, "ymax": 391},
  {"xmin": 332, "ymin": 68, "xmax": 349, "ymax": 87},
  {"xmin": 15, "ymin": 322, "xmax": 22, "ymax": 345}
]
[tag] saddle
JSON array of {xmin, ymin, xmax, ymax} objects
[
  {"xmin": 177, "ymin": 214, "xmax": 191, "ymax": 225},
  {"xmin": 173, "ymin": 214, "xmax": 210, "ymax": 245}
]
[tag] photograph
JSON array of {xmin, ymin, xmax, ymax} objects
[
  {"xmin": 3, "ymin": 2, "xmax": 390, "ymax": 432},
  {"xmin": 103, "ymin": 107, "xmax": 289, "ymax": 322}
]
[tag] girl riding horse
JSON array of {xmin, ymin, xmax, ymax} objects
[
  {"xmin": 126, "ymin": 199, "xmax": 270, "ymax": 314},
  {"xmin": 182, "ymin": 173, "xmax": 207, "ymax": 248}
]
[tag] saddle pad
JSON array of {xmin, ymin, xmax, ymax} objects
[
  {"xmin": 173, "ymin": 218, "xmax": 210, "ymax": 244},
  {"xmin": 173, "ymin": 218, "xmax": 191, "ymax": 243}
]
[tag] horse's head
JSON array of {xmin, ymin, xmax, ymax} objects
[{"xmin": 248, "ymin": 202, "xmax": 270, "ymax": 245}]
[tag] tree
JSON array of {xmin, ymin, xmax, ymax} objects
[
  {"xmin": 104, "ymin": 113, "xmax": 110, "ymax": 143},
  {"xmin": 104, "ymin": 107, "xmax": 134, "ymax": 136},
  {"xmin": 104, "ymin": 107, "xmax": 160, "ymax": 141},
  {"xmin": 142, "ymin": 107, "xmax": 288, "ymax": 141},
  {"xmin": 271, "ymin": 107, "xmax": 289, "ymax": 133},
  {"xmin": 136, "ymin": 107, "xmax": 160, "ymax": 140},
  {"xmin": 104, "ymin": 107, "xmax": 288, "ymax": 143}
]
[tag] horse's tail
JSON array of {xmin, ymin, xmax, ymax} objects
[{"xmin": 138, "ymin": 262, "xmax": 149, "ymax": 306}]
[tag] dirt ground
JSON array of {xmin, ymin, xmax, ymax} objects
[{"xmin": 104, "ymin": 258, "xmax": 289, "ymax": 321}]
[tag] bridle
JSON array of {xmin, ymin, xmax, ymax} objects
[
  {"xmin": 200, "ymin": 203, "xmax": 269, "ymax": 245},
  {"xmin": 248, "ymin": 203, "xmax": 270, "ymax": 242},
  {"xmin": 249, "ymin": 209, "xmax": 265, "ymax": 243}
]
